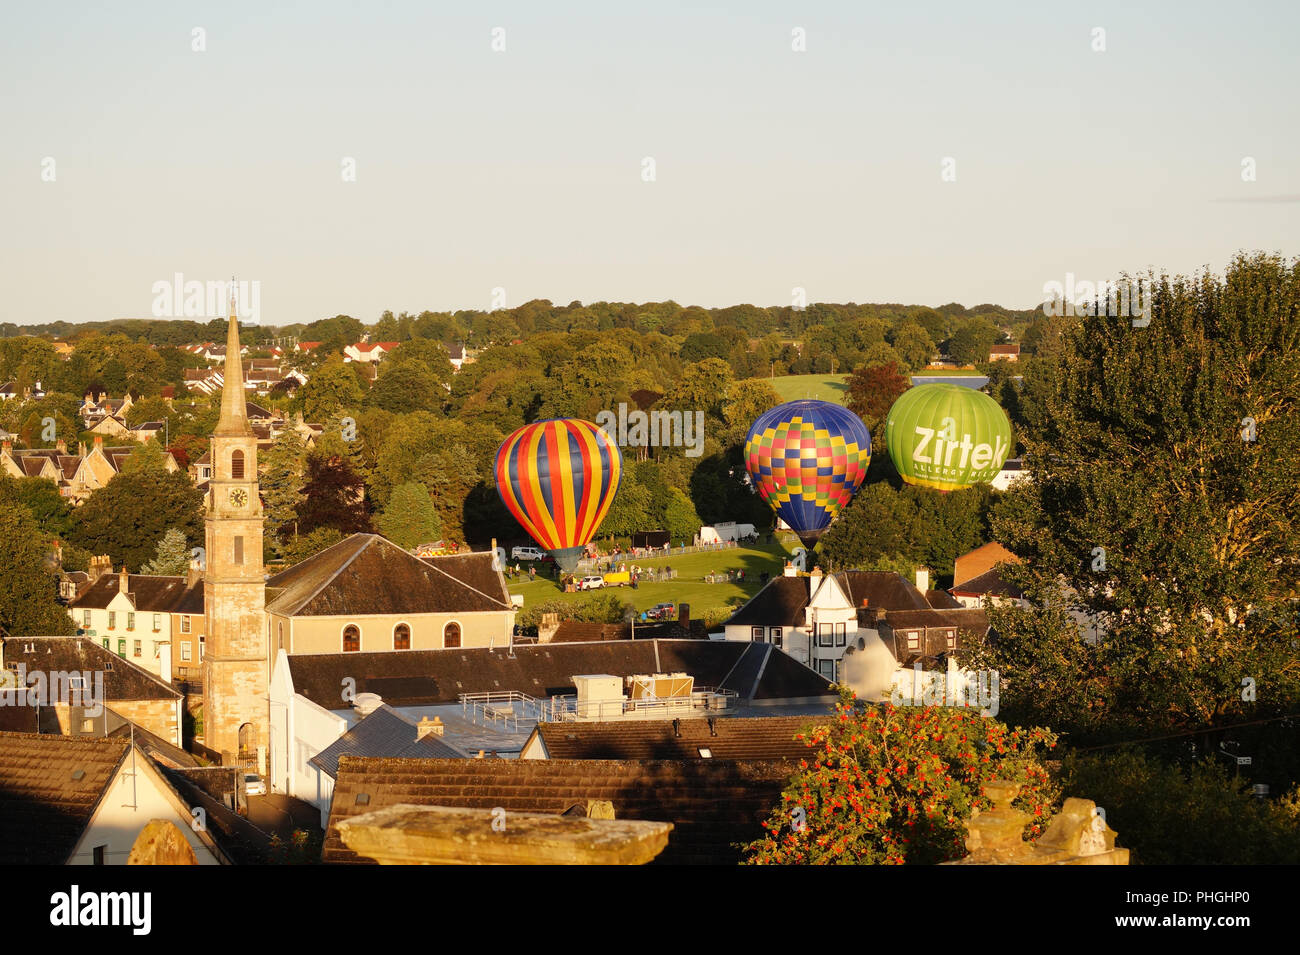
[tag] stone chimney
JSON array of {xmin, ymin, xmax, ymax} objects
[
  {"xmin": 809, "ymin": 565, "xmax": 823, "ymax": 583},
  {"xmin": 93, "ymin": 435, "xmax": 103, "ymax": 450},
  {"xmin": 187, "ymin": 556, "xmax": 204, "ymax": 588},
  {"xmin": 88, "ymin": 554, "xmax": 113, "ymax": 582},
  {"xmin": 417, "ymin": 716, "xmax": 444, "ymax": 740},
  {"xmin": 677, "ymin": 603, "xmax": 689, "ymax": 630},
  {"xmin": 118, "ymin": 566, "xmax": 129, "ymax": 594},
  {"xmin": 1, "ymin": 440, "xmax": 10, "ymax": 453},
  {"xmin": 55, "ymin": 439, "xmax": 66, "ymax": 454},
  {"xmin": 915, "ymin": 568, "xmax": 930, "ymax": 593},
  {"xmin": 538, "ymin": 612, "xmax": 561, "ymax": 644},
  {"xmin": 78, "ymin": 441, "xmax": 87, "ymax": 458},
  {"xmin": 783, "ymin": 561, "xmax": 799, "ymax": 577}
]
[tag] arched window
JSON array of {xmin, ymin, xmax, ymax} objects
[
  {"xmin": 343, "ymin": 625, "xmax": 361, "ymax": 652},
  {"xmin": 443, "ymin": 622, "xmax": 461, "ymax": 649},
  {"xmin": 231, "ymin": 450, "xmax": 244, "ymax": 480},
  {"xmin": 393, "ymin": 623, "xmax": 411, "ymax": 650}
]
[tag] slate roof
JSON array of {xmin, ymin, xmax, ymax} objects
[
  {"xmin": 0, "ymin": 732, "xmax": 130, "ymax": 864},
  {"xmin": 529, "ymin": 714, "xmax": 824, "ymax": 761},
  {"xmin": 107, "ymin": 717, "xmax": 199, "ymax": 769},
  {"xmin": 723, "ymin": 570, "xmax": 932, "ymax": 627},
  {"xmin": 309, "ymin": 704, "xmax": 465, "ymax": 779},
  {"xmin": 2, "ymin": 637, "xmax": 182, "ymax": 702},
  {"xmin": 926, "ymin": 589, "xmax": 963, "ymax": 609},
  {"xmin": 549, "ymin": 618, "xmax": 709, "ymax": 643},
  {"xmin": 323, "ymin": 756, "xmax": 794, "ymax": 865},
  {"xmin": 69, "ymin": 572, "xmax": 190, "ymax": 613},
  {"xmin": 265, "ymin": 534, "xmax": 512, "ymax": 617},
  {"xmin": 950, "ymin": 567, "xmax": 1024, "ymax": 599},
  {"xmin": 285, "ymin": 640, "xmax": 833, "ymax": 711}
]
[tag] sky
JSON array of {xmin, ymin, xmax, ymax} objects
[{"xmin": 2, "ymin": 1, "xmax": 1298, "ymax": 328}]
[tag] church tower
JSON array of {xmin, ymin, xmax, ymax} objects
[{"xmin": 202, "ymin": 286, "xmax": 268, "ymax": 762}]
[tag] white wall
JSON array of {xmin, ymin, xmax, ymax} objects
[{"xmin": 68, "ymin": 747, "xmax": 223, "ymax": 865}]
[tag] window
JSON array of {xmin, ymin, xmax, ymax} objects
[
  {"xmin": 198, "ymin": 638, "xmax": 204, "ymax": 661},
  {"xmin": 181, "ymin": 642, "xmax": 191, "ymax": 662},
  {"xmin": 81, "ymin": 719, "xmax": 95, "ymax": 733},
  {"xmin": 133, "ymin": 640, "xmax": 141, "ymax": 657},
  {"xmin": 771, "ymin": 627, "xmax": 783, "ymax": 649},
  {"xmin": 107, "ymin": 611, "xmax": 116, "ymax": 629},
  {"xmin": 102, "ymin": 638, "xmax": 110, "ymax": 651},
  {"xmin": 905, "ymin": 630, "xmax": 921, "ymax": 652},
  {"xmin": 817, "ymin": 623, "xmax": 833, "ymax": 647},
  {"xmin": 152, "ymin": 613, "xmax": 161, "ymax": 631},
  {"xmin": 82, "ymin": 610, "xmax": 91, "ymax": 628},
  {"xmin": 443, "ymin": 622, "xmax": 461, "ymax": 649},
  {"xmin": 817, "ymin": 659, "xmax": 835, "ymax": 680},
  {"xmin": 180, "ymin": 615, "xmax": 191, "ymax": 634},
  {"xmin": 231, "ymin": 449, "xmax": 245, "ymax": 479},
  {"xmin": 944, "ymin": 629, "xmax": 958, "ymax": 651},
  {"xmin": 126, "ymin": 612, "xmax": 135, "ymax": 631},
  {"xmin": 343, "ymin": 625, "xmax": 361, "ymax": 653},
  {"xmin": 751, "ymin": 627, "xmax": 764, "ymax": 642},
  {"xmin": 835, "ymin": 622, "xmax": 847, "ymax": 647},
  {"xmin": 278, "ymin": 622, "xmax": 284, "ymax": 651},
  {"xmin": 153, "ymin": 642, "xmax": 162, "ymax": 659},
  {"xmin": 93, "ymin": 846, "xmax": 106, "ymax": 866},
  {"xmin": 394, "ymin": 623, "xmax": 411, "ymax": 650},
  {"xmin": 233, "ymin": 536, "xmax": 244, "ymax": 565}
]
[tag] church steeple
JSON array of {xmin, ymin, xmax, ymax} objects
[{"xmin": 215, "ymin": 279, "xmax": 250, "ymax": 436}]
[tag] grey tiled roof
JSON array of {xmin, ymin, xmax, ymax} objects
[{"xmin": 309, "ymin": 704, "xmax": 465, "ymax": 779}]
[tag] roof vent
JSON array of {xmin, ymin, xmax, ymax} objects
[
  {"xmin": 352, "ymin": 692, "xmax": 383, "ymax": 716},
  {"xmin": 71, "ymin": 769, "xmax": 85, "ymax": 781},
  {"xmin": 354, "ymin": 793, "xmax": 370, "ymax": 806}
]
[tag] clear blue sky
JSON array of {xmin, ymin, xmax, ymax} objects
[{"xmin": 2, "ymin": 1, "xmax": 1297, "ymax": 326}]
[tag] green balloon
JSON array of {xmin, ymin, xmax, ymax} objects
[{"xmin": 885, "ymin": 384, "xmax": 1012, "ymax": 491}]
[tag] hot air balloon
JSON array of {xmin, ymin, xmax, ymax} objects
[
  {"xmin": 744, "ymin": 400, "xmax": 872, "ymax": 549},
  {"xmin": 495, "ymin": 418, "xmax": 623, "ymax": 572},
  {"xmin": 885, "ymin": 383, "xmax": 1012, "ymax": 491}
]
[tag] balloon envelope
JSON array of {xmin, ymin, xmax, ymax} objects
[
  {"xmin": 744, "ymin": 400, "xmax": 872, "ymax": 548},
  {"xmin": 885, "ymin": 383, "xmax": 1012, "ymax": 491},
  {"xmin": 495, "ymin": 419, "xmax": 623, "ymax": 572}
]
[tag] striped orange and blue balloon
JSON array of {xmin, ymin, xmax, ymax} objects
[{"xmin": 495, "ymin": 419, "xmax": 623, "ymax": 571}]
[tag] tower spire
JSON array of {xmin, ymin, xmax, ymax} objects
[{"xmin": 215, "ymin": 276, "xmax": 250, "ymax": 436}]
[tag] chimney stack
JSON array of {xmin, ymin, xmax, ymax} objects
[
  {"xmin": 1, "ymin": 440, "xmax": 10, "ymax": 453},
  {"xmin": 93, "ymin": 435, "xmax": 103, "ymax": 450},
  {"xmin": 78, "ymin": 441, "xmax": 87, "ymax": 458},
  {"xmin": 915, "ymin": 568, "xmax": 930, "ymax": 593},
  {"xmin": 118, "ymin": 566, "xmax": 129, "ymax": 593},
  {"xmin": 187, "ymin": 556, "xmax": 204, "ymax": 588},
  {"xmin": 417, "ymin": 716, "xmax": 444, "ymax": 740},
  {"xmin": 677, "ymin": 603, "xmax": 689, "ymax": 630},
  {"xmin": 55, "ymin": 439, "xmax": 66, "ymax": 454}
]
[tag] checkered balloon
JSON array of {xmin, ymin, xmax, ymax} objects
[{"xmin": 744, "ymin": 400, "xmax": 871, "ymax": 546}]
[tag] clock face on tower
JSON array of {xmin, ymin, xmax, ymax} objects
[{"xmin": 228, "ymin": 487, "xmax": 249, "ymax": 508}]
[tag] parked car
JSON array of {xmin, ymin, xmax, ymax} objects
[
  {"xmin": 512, "ymin": 546, "xmax": 547, "ymax": 560},
  {"xmin": 647, "ymin": 602, "xmax": 676, "ymax": 621},
  {"xmin": 243, "ymin": 772, "xmax": 266, "ymax": 797},
  {"xmin": 579, "ymin": 575, "xmax": 606, "ymax": 591}
]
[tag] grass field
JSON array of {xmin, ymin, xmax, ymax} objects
[
  {"xmin": 768, "ymin": 374, "xmax": 848, "ymax": 404},
  {"xmin": 506, "ymin": 538, "xmax": 803, "ymax": 623}
]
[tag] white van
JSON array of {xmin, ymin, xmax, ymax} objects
[{"xmin": 512, "ymin": 546, "xmax": 547, "ymax": 560}]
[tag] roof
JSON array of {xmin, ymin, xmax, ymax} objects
[
  {"xmin": 323, "ymin": 756, "xmax": 794, "ymax": 865},
  {"xmin": 69, "ymin": 572, "xmax": 190, "ymax": 613},
  {"xmin": 309, "ymin": 704, "xmax": 465, "ymax": 779},
  {"xmin": 723, "ymin": 570, "xmax": 932, "ymax": 627},
  {"xmin": 550, "ymin": 618, "xmax": 709, "ymax": 643},
  {"xmin": 926, "ymin": 589, "xmax": 963, "ymax": 609},
  {"xmin": 264, "ymin": 534, "xmax": 512, "ymax": 617},
  {"xmin": 529, "ymin": 714, "xmax": 824, "ymax": 761},
  {"xmin": 950, "ymin": 567, "xmax": 1024, "ymax": 599},
  {"xmin": 107, "ymin": 717, "xmax": 199, "ymax": 769},
  {"xmin": 0, "ymin": 732, "xmax": 130, "ymax": 864},
  {"xmin": 285, "ymin": 640, "xmax": 834, "ymax": 711},
  {"xmin": 990, "ymin": 344, "xmax": 1021, "ymax": 354},
  {"xmin": 2, "ymin": 637, "xmax": 182, "ymax": 701}
]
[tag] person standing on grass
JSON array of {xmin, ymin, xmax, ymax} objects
[{"xmin": 529, "ymin": 565, "xmax": 535, "ymax": 581}]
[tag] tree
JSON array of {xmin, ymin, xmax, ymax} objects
[
  {"xmin": 743, "ymin": 691, "xmax": 1059, "ymax": 865},
  {"xmin": 975, "ymin": 253, "xmax": 1300, "ymax": 740},
  {"xmin": 376, "ymin": 482, "xmax": 442, "ymax": 549},
  {"xmin": 663, "ymin": 487, "xmax": 702, "ymax": 541},
  {"xmin": 890, "ymin": 322, "xmax": 936, "ymax": 372},
  {"xmin": 298, "ymin": 360, "xmax": 364, "ymax": 421},
  {"xmin": 281, "ymin": 526, "xmax": 346, "ymax": 566},
  {"xmin": 142, "ymin": 527, "xmax": 192, "ymax": 576},
  {"xmin": 368, "ymin": 362, "xmax": 442, "ymax": 414},
  {"xmin": 260, "ymin": 430, "xmax": 308, "ymax": 547},
  {"xmin": 4, "ymin": 475, "xmax": 74, "ymax": 542},
  {"xmin": 71, "ymin": 467, "xmax": 204, "ymax": 571},
  {"xmin": 0, "ymin": 480, "xmax": 75, "ymax": 636},
  {"xmin": 296, "ymin": 454, "xmax": 372, "ymax": 536},
  {"xmin": 119, "ymin": 439, "xmax": 170, "ymax": 476},
  {"xmin": 946, "ymin": 318, "xmax": 998, "ymax": 366},
  {"xmin": 845, "ymin": 362, "xmax": 910, "ymax": 435}
]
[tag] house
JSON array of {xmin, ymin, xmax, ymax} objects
[
  {"xmin": 0, "ymin": 636, "xmax": 185, "ymax": 745},
  {"xmin": 301, "ymin": 702, "xmax": 466, "ymax": 826},
  {"xmin": 0, "ymin": 732, "xmax": 229, "ymax": 864},
  {"xmin": 343, "ymin": 341, "xmax": 399, "ymax": 363},
  {"xmin": 1, "ymin": 436, "xmax": 180, "ymax": 503},
  {"xmin": 262, "ymin": 534, "xmax": 518, "ymax": 665},
  {"xmin": 953, "ymin": 542, "xmax": 1021, "ymax": 591},
  {"xmin": 989, "ymin": 343, "xmax": 1021, "ymax": 362},
  {"xmin": 722, "ymin": 566, "xmax": 989, "ymax": 685},
  {"xmin": 990, "ymin": 456, "xmax": 1030, "ymax": 491},
  {"xmin": 0, "ymin": 381, "xmax": 17, "ymax": 401},
  {"xmin": 322, "ymin": 755, "xmax": 793, "ymax": 865},
  {"xmin": 520, "ymin": 714, "xmax": 821, "ymax": 761},
  {"xmin": 267, "ymin": 638, "xmax": 833, "ymax": 820},
  {"xmin": 79, "ymin": 390, "xmax": 133, "ymax": 430},
  {"xmin": 66, "ymin": 565, "xmax": 191, "ymax": 681},
  {"xmin": 129, "ymin": 420, "xmax": 166, "ymax": 443},
  {"xmin": 950, "ymin": 567, "xmax": 1029, "ymax": 610},
  {"xmin": 169, "ymin": 576, "xmax": 206, "ymax": 683}
]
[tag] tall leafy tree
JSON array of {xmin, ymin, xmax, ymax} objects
[
  {"xmin": 0, "ymin": 481, "xmax": 75, "ymax": 636},
  {"xmin": 296, "ymin": 453, "xmax": 372, "ymax": 536},
  {"xmin": 71, "ymin": 467, "xmax": 204, "ymax": 571},
  {"xmin": 376, "ymin": 482, "xmax": 442, "ymax": 549},
  {"xmin": 142, "ymin": 527, "xmax": 192, "ymax": 576}
]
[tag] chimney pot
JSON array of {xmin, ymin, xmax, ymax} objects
[{"xmin": 417, "ymin": 716, "xmax": 444, "ymax": 739}]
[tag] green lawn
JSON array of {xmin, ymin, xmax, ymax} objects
[
  {"xmin": 506, "ymin": 538, "xmax": 803, "ymax": 623},
  {"xmin": 768, "ymin": 374, "xmax": 849, "ymax": 404}
]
